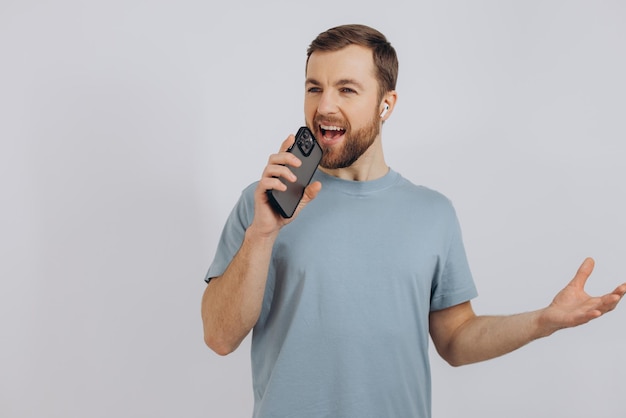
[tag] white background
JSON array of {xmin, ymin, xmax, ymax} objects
[{"xmin": 2, "ymin": 1, "xmax": 625, "ymax": 417}]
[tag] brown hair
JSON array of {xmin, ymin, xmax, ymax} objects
[{"xmin": 306, "ymin": 24, "xmax": 398, "ymax": 100}]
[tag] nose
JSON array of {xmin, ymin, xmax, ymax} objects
[{"xmin": 316, "ymin": 91, "xmax": 339, "ymax": 116}]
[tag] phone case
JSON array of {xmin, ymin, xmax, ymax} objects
[{"xmin": 267, "ymin": 127, "xmax": 323, "ymax": 218}]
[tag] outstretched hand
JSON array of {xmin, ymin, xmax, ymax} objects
[{"xmin": 540, "ymin": 258, "xmax": 626, "ymax": 335}]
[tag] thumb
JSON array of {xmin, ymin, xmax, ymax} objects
[
  {"xmin": 296, "ymin": 181, "xmax": 322, "ymax": 211},
  {"xmin": 569, "ymin": 257, "xmax": 595, "ymax": 289}
]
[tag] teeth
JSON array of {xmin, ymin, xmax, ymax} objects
[{"xmin": 320, "ymin": 125, "xmax": 344, "ymax": 131}]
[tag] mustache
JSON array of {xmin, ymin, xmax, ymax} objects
[{"xmin": 313, "ymin": 115, "xmax": 349, "ymax": 128}]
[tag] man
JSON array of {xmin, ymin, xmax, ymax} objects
[{"xmin": 202, "ymin": 24, "xmax": 625, "ymax": 418}]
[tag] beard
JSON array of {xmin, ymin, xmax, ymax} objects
[{"xmin": 314, "ymin": 108, "xmax": 381, "ymax": 170}]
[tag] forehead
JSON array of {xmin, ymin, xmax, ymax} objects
[{"xmin": 306, "ymin": 44, "xmax": 376, "ymax": 84}]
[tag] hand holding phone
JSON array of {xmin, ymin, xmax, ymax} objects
[{"xmin": 266, "ymin": 127, "xmax": 323, "ymax": 218}]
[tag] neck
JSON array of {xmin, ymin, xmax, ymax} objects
[{"xmin": 319, "ymin": 139, "xmax": 389, "ymax": 181}]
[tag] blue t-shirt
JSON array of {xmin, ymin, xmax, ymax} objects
[{"xmin": 206, "ymin": 169, "xmax": 477, "ymax": 418}]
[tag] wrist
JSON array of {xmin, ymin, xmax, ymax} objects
[
  {"xmin": 534, "ymin": 307, "xmax": 560, "ymax": 339},
  {"xmin": 245, "ymin": 222, "xmax": 280, "ymax": 243}
]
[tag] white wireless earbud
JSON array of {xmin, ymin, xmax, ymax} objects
[{"xmin": 380, "ymin": 104, "xmax": 389, "ymax": 118}]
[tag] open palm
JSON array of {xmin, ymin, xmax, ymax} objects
[{"xmin": 543, "ymin": 258, "xmax": 626, "ymax": 333}]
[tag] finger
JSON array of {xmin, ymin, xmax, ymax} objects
[
  {"xmin": 301, "ymin": 181, "xmax": 322, "ymax": 203},
  {"xmin": 611, "ymin": 282, "xmax": 626, "ymax": 297},
  {"xmin": 598, "ymin": 285, "xmax": 626, "ymax": 311},
  {"xmin": 279, "ymin": 134, "xmax": 296, "ymax": 152},
  {"xmin": 263, "ymin": 163, "xmax": 297, "ymax": 183},
  {"xmin": 600, "ymin": 294, "xmax": 621, "ymax": 311},
  {"xmin": 292, "ymin": 181, "xmax": 322, "ymax": 216},
  {"xmin": 268, "ymin": 135, "xmax": 302, "ymax": 167},
  {"xmin": 259, "ymin": 176, "xmax": 288, "ymax": 193},
  {"xmin": 267, "ymin": 153, "xmax": 301, "ymax": 170},
  {"xmin": 569, "ymin": 257, "xmax": 595, "ymax": 289}
]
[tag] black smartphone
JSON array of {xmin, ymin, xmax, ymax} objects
[{"xmin": 267, "ymin": 127, "xmax": 323, "ymax": 218}]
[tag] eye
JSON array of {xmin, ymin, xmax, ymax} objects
[
  {"xmin": 340, "ymin": 87, "xmax": 357, "ymax": 94},
  {"xmin": 307, "ymin": 87, "xmax": 322, "ymax": 93}
]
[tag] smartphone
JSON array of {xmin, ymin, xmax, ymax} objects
[{"xmin": 267, "ymin": 127, "xmax": 323, "ymax": 218}]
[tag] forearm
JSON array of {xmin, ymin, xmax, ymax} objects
[
  {"xmin": 432, "ymin": 259, "xmax": 626, "ymax": 367},
  {"xmin": 202, "ymin": 225, "xmax": 278, "ymax": 355},
  {"xmin": 442, "ymin": 309, "xmax": 554, "ymax": 366}
]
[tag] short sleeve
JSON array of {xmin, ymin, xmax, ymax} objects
[
  {"xmin": 429, "ymin": 203, "xmax": 478, "ymax": 311},
  {"xmin": 204, "ymin": 183, "xmax": 256, "ymax": 282}
]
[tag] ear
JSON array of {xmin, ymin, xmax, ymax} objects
[
  {"xmin": 379, "ymin": 104, "xmax": 390, "ymax": 118},
  {"xmin": 379, "ymin": 90, "xmax": 398, "ymax": 121}
]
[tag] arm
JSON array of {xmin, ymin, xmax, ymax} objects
[
  {"xmin": 202, "ymin": 135, "xmax": 322, "ymax": 356},
  {"xmin": 429, "ymin": 258, "xmax": 626, "ymax": 367}
]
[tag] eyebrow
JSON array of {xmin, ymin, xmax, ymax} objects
[{"xmin": 305, "ymin": 78, "xmax": 365, "ymax": 90}]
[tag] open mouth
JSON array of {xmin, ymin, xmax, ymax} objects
[{"xmin": 320, "ymin": 124, "xmax": 346, "ymax": 141}]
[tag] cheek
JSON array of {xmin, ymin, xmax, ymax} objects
[
  {"xmin": 348, "ymin": 112, "xmax": 371, "ymax": 129},
  {"xmin": 355, "ymin": 104, "xmax": 379, "ymax": 125}
]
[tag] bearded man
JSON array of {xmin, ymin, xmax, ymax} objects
[{"xmin": 201, "ymin": 24, "xmax": 625, "ymax": 418}]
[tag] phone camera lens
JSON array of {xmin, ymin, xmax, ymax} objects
[{"xmin": 297, "ymin": 130, "xmax": 314, "ymax": 156}]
